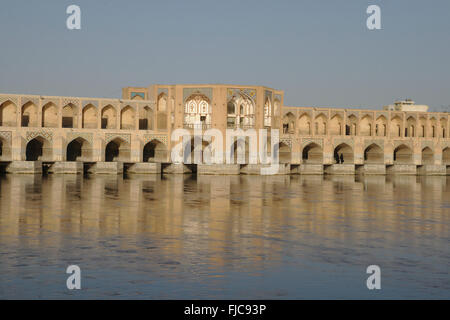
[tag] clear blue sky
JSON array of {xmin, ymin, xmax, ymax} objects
[{"xmin": 1, "ymin": 0, "xmax": 449, "ymax": 110}]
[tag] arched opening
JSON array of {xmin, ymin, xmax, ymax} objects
[
  {"xmin": 360, "ymin": 116, "xmax": 373, "ymax": 136},
  {"xmin": 62, "ymin": 104, "xmax": 77, "ymax": 128},
  {"xmin": 364, "ymin": 144, "xmax": 384, "ymax": 164},
  {"xmin": 139, "ymin": 106, "xmax": 153, "ymax": 130},
  {"xmin": 390, "ymin": 116, "xmax": 402, "ymax": 137},
  {"xmin": 158, "ymin": 94, "xmax": 168, "ymax": 130},
  {"xmin": 231, "ymin": 138, "xmax": 250, "ymax": 164},
  {"xmin": 329, "ymin": 115, "xmax": 343, "ymax": 136},
  {"xmin": 0, "ymin": 101, "xmax": 17, "ymax": 127},
  {"xmin": 66, "ymin": 138, "xmax": 92, "ymax": 161},
  {"xmin": 275, "ymin": 142, "xmax": 291, "ymax": 164},
  {"xmin": 263, "ymin": 98, "xmax": 272, "ymax": 128},
  {"xmin": 105, "ymin": 138, "xmax": 130, "ymax": 162},
  {"xmin": 82, "ymin": 104, "xmax": 98, "ymax": 129},
  {"xmin": 346, "ymin": 115, "xmax": 358, "ymax": 135},
  {"xmin": 443, "ymin": 147, "xmax": 450, "ymax": 165},
  {"xmin": 183, "ymin": 138, "xmax": 211, "ymax": 164},
  {"xmin": 302, "ymin": 143, "xmax": 323, "ymax": 164},
  {"xmin": 375, "ymin": 116, "xmax": 387, "ymax": 136},
  {"xmin": 334, "ymin": 143, "xmax": 354, "ymax": 164},
  {"xmin": 42, "ymin": 102, "xmax": 58, "ymax": 128},
  {"xmin": 21, "ymin": 102, "xmax": 38, "ymax": 127},
  {"xmin": 101, "ymin": 105, "xmax": 117, "ymax": 129},
  {"xmin": 421, "ymin": 147, "xmax": 434, "ymax": 165},
  {"xmin": 26, "ymin": 137, "xmax": 52, "ymax": 161},
  {"xmin": 314, "ymin": 114, "xmax": 327, "ymax": 135},
  {"xmin": 120, "ymin": 106, "xmax": 135, "ymax": 130},
  {"xmin": 282, "ymin": 113, "xmax": 295, "ymax": 134},
  {"xmin": 406, "ymin": 116, "xmax": 416, "ymax": 137},
  {"xmin": 394, "ymin": 145, "xmax": 413, "ymax": 164},
  {"xmin": 298, "ymin": 113, "xmax": 311, "ymax": 135},
  {"xmin": 143, "ymin": 140, "xmax": 167, "ymax": 163}
]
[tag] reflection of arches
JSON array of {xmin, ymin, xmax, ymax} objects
[
  {"xmin": 21, "ymin": 102, "xmax": 38, "ymax": 127},
  {"xmin": 26, "ymin": 137, "xmax": 52, "ymax": 161},
  {"xmin": 143, "ymin": 140, "xmax": 167, "ymax": 162},
  {"xmin": 120, "ymin": 106, "xmax": 135, "ymax": 130},
  {"xmin": 0, "ymin": 101, "xmax": 17, "ymax": 127},
  {"xmin": 302, "ymin": 143, "xmax": 323, "ymax": 164},
  {"xmin": 443, "ymin": 147, "xmax": 450, "ymax": 165},
  {"xmin": 82, "ymin": 104, "xmax": 98, "ymax": 129},
  {"xmin": 394, "ymin": 144, "xmax": 413, "ymax": 164},
  {"xmin": 62, "ymin": 104, "xmax": 77, "ymax": 128},
  {"xmin": 0, "ymin": 138, "xmax": 11, "ymax": 160},
  {"xmin": 334, "ymin": 143, "xmax": 354, "ymax": 164},
  {"xmin": 105, "ymin": 138, "xmax": 130, "ymax": 162},
  {"xmin": 421, "ymin": 147, "xmax": 434, "ymax": 165},
  {"xmin": 66, "ymin": 138, "xmax": 92, "ymax": 161},
  {"xmin": 364, "ymin": 143, "xmax": 383, "ymax": 164},
  {"xmin": 42, "ymin": 102, "xmax": 58, "ymax": 128},
  {"xmin": 275, "ymin": 142, "xmax": 291, "ymax": 164},
  {"xmin": 101, "ymin": 105, "xmax": 117, "ymax": 129}
]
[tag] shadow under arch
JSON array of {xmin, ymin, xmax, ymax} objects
[
  {"xmin": 394, "ymin": 144, "xmax": 413, "ymax": 164},
  {"xmin": 26, "ymin": 136, "xmax": 52, "ymax": 161},
  {"xmin": 364, "ymin": 143, "xmax": 384, "ymax": 164},
  {"xmin": 66, "ymin": 137, "xmax": 93, "ymax": 161},
  {"xmin": 105, "ymin": 137, "xmax": 131, "ymax": 162},
  {"xmin": 302, "ymin": 142, "xmax": 323, "ymax": 164},
  {"xmin": 143, "ymin": 139, "xmax": 167, "ymax": 162},
  {"xmin": 334, "ymin": 143, "xmax": 354, "ymax": 164}
]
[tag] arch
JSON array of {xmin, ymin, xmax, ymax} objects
[
  {"xmin": 421, "ymin": 147, "xmax": 434, "ymax": 165},
  {"xmin": 314, "ymin": 114, "xmax": 327, "ymax": 135},
  {"xmin": 440, "ymin": 118, "xmax": 448, "ymax": 138},
  {"xmin": 0, "ymin": 100, "xmax": 17, "ymax": 127},
  {"xmin": 158, "ymin": 94, "xmax": 168, "ymax": 129},
  {"xmin": 143, "ymin": 139, "xmax": 167, "ymax": 162},
  {"xmin": 375, "ymin": 115, "xmax": 387, "ymax": 137},
  {"xmin": 183, "ymin": 138, "xmax": 211, "ymax": 164},
  {"xmin": 360, "ymin": 115, "xmax": 373, "ymax": 136},
  {"xmin": 0, "ymin": 137, "xmax": 11, "ymax": 161},
  {"xmin": 25, "ymin": 136, "xmax": 52, "ymax": 161},
  {"xmin": 302, "ymin": 143, "xmax": 323, "ymax": 164},
  {"xmin": 82, "ymin": 104, "xmax": 98, "ymax": 129},
  {"xmin": 120, "ymin": 106, "xmax": 135, "ymax": 130},
  {"xmin": 62, "ymin": 103, "xmax": 77, "ymax": 128},
  {"xmin": 443, "ymin": 147, "xmax": 450, "ymax": 165},
  {"xmin": 329, "ymin": 114, "xmax": 343, "ymax": 136},
  {"xmin": 282, "ymin": 112, "xmax": 295, "ymax": 134},
  {"xmin": 393, "ymin": 144, "xmax": 413, "ymax": 164},
  {"xmin": 334, "ymin": 143, "xmax": 354, "ymax": 164},
  {"xmin": 298, "ymin": 113, "xmax": 312, "ymax": 135},
  {"xmin": 66, "ymin": 137, "xmax": 92, "ymax": 161},
  {"xmin": 346, "ymin": 115, "xmax": 358, "ymax": 135},
  {"xmin": 406, "ymin": 116, "xmax": 416, "ymax": 137},
  {"xmin": 105, "ymin": 138, "xmax": 130, "ymax": 162},
  {"xmin": 419, "ymin": 117, "xmax": 427, "ymax": 137},
  {"xmin": 390, "ymin": 116, "xmax": 403, "ymax": 137},
  {"xmin": 263, "ymin": 98, "xmax": 272, "ymax": 127},
  {"xmin": 42, "ymin": 102, "xmax": 58, "ymax": 128},
  {"xmin": 364, "ymin": 143, "xmax": 384, "ymax": 164},
  {"xmin": 101, "ymin": 105, "xmax": 117, "ymax": 129},
  {"xmin": 21, "ymin": 101, "xmax": 38, "ymax": 127},
  {"xmin": 139, "ymin": 106, "xmax": 153, "ymax": 130},
  {"xmin": 275, "ymin": 142, "xmax": 291, "ymax": 164}
]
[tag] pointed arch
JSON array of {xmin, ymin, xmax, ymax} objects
[
  {"xmin": 334, "ymin": 143, "xmax": 354, "ymax": 164},
  {"xmin": 143, "ymin": 139, "xmax": 167, "ymax": 162},
  {"xmin": 62, "ymin": 103, "xmax": 77, "ymax": 128},
  {"xmin": 66, "ymin": 137, "xmax": 92, "ymax": 161},
  {"xmin": 139, "ymin": 106, "xmax": 153, "ymax": 130},
  {"xmin": 120, "ymin": 105, "xmax": 135, "ymax": 130},
  {"xmin": 329, "ymin": 114, "xmax": 343, "ymax": 136},
  {"xmin": 0, "ymin": 100, "xmax": 17, "ymax": 127},
  {"xmin": 302, "ymin": 142, "xmax": 323, "ymax": 164},
  {"xmin": 158, "ymin": 93, "xmax": 168, "ymax": 129},
  {"xmin": 82, "ymin": 104, "xmax": 98, "ymax": 129},
  {"xmin": 101, "ymin": 104, "xmax": 117, "ymax": 129},
  {"xmin": 364, "ymin": 143, "xmax": 384, "ymax": 164},
  {"xmin": 375, "ymin": 115, "xmax": 387, "ymax": 137},
  {"xmin": 298, "ymin": 113, "xmax": 312, "ymax": 135},
  {"xmin": 421, "ymin": 147, "xmax": 434, "ymax": 165},
  {"xmin": 26, "ymin": 136, "xmax": 52, "ymax": 161},
  {"xmin": 282, "ymin": 112, "xmax": 295, "ymax": 134},
  {"xmin": 21, "ymin": 101, "xmax": 38, "ymax": 127},
  {"xmin": 394, "ymin": 144, "xmax": 413, "ymax": 164},
  {"xmin": 390, "ymin": 116, "xmax": 403, "ymax": 137},
  {"xmin": 360, "ymin": 115, "xmax": 373, "ymax": 136},
  {"xmin": 105, "ymin": 137, "xmax": 131, "ymax": 162}
]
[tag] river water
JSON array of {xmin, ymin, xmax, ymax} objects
[{"xmin": 0, "ymin": 174, "xmax": 448, "ymax": 299}]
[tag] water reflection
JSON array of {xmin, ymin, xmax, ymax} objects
[{"xmin": 0, "ymin": 174, "xmax": 449, "ymax": 299}]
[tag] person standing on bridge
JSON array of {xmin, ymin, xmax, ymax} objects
[{"xmin": 340, "ymin": 153, "xmax": 344, "ymax": 164}]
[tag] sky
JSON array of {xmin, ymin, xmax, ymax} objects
[{"xmin": 1, "ymin": 0, "xmax": 449, "ymax": 110}]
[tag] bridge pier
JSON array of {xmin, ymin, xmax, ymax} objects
[
  {"xmin": 356, "ymin": 164, "xmax": 386, "ymax": 175},
  {"xmin": 48, "ymin": 162, "xmax": 83, "ymax": 174},
  {"xmin": 86, "ymin": 162, "xmax": 123, "ymax": 175},
  {"xmin": 162, "ymin": 163, "xmax": 194, "ymax": 174},
  {"xmin": 6, "ymin": 161, "xmax": 42, "ymax": 174},
  {"xmin": 299, "ymin": 164, "xmax": 324, "ymax": 175},
  {"xmin": 386, "ymin": 164, "xmax": 417, "ymax": 175},
  {"xmin": 417, "ymin": 165, "xmax": 446, "ymax": 176},
  {"xmin": 324, "ymin": 164, "xmax": 355, "ymax": 175},
  {"xmin": 127, "ymin": 163, "xmax": 161, "ymax": 174},
  {"xmin": 240, "ymin": 164, "xmax": 290, "ymax": 175},
  {"xmin": 197, "ymin": 164, "xmax": 240, "ymax": 175}
]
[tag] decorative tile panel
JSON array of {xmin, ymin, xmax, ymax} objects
[{"xmin": 27, "ymin": 130, "xmax": 53, "ymax": 142}]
